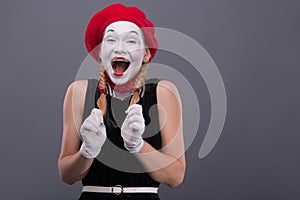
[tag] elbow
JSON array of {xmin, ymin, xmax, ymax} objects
[
  {"xmin": 167, "ymin": 165, "xmax": 185, "ymax": 188},
  {"xmin": 58, "ymin": 169, "xmax": 76, "ymax": 185},
  {"xmin": 168, "ymin": 173, "xmax": 185, "ymax": 188},
  {"xmin": 58, "ymin": 160, "xmax": 76, "ymax": 185},
  {"xmin": 61, "ymin": 175, "xmax": 77, "ymax": 185},
  {"xmin": 58, "ymin": 164, "xmax": 85, "ymax": 185},
  {"xmin": 59, "ymin": 169, "xmax": 78, "ymax": 185},
  {"xmin": 59, "ymin": 170, "xmax": 75, "ymax": 185}
]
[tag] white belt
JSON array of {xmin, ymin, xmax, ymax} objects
[{"xmin": 82, "ymin": 185, "xmax": 159, "ymax": 195}]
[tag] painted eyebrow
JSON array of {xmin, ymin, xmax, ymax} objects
[
  {"xmin": 105, "ymin": 29, "xmax": 139, "ymax": 35},
  {"xmin": 129, "ymin": 30, "xmax": 139, "ymax": 35},
  {"xmin": 106, "ymin": 29, "xmax": 115, "ymax": 33}
]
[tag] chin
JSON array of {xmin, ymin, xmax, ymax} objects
[{"xmin": 111, "ymin": 77, "xmax": 129, "ymax": 86}]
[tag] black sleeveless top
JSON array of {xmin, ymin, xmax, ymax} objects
[{"xmin": 81, "ymin": 79, "xmax": 162, "ymax": 188}]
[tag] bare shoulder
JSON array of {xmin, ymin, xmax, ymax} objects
[
  {"xmin": 156, "ymin": 80, "xmax": 182, "ymax": 137},
  {"xmin": 64, "ymin": 80, "xmax": 88, "ymax": 105},
  {"xmin": 65, "ymin": 80, "xmax": 88, "ymax": 96},
  {"xmin": 64, "ymin": 80, "xmax": 88, "ymax": 129},
  {"xmin": 157, "ymin": 80, "xmax": 181, "ymax": 102}
]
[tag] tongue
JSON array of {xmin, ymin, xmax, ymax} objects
[{"xmin": 114, "ymin": 62, "xmax": 127, "ymax": 76}]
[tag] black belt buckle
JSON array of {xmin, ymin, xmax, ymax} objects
[{"xmin": 112, "ymin": 185, "xmax": 123, "ymax": 195}]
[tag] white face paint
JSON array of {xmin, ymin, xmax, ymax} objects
[{"xmin": 100, "ymin": 21, "xmax": 146, "ymax": 86}]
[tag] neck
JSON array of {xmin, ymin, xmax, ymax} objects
[
  {"xmin": 106, "ymin": 76, "xmax": 138, "ymax": 99},
  {"xmin": 114, "ymin": 90, "xmax": 131, "ymax": 100},
  {"xmin": 114, "ymin": 79, "xmax": 136, "ymax": 92}
]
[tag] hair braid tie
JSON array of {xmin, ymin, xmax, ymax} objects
[{"xmin": 129, "ymin": 88, "xmax": 141, "ymax": 106}]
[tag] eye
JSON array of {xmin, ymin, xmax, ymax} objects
[
  {"xmin": 105, "ymin": 38, "xmax": 116, "ymax": 43},
  {"xmin": 126, "ymin": 39, "xmax": 138, "ymax": 45}
]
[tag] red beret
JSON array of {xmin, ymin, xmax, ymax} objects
[{"xmin": 84, "ymin": 3, "xmax": 158, "ymax": 62}]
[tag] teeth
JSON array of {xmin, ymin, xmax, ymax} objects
[{"xmin": 112, "ymin": 59, "xmax": 129, "ymax": 62}]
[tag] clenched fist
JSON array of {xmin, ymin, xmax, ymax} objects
[
  {"xmin": 121, "ymin": 104, "xmax": 145, "ymax": 153},
  {"xmin": 79, "ymin": 108, "xmax": 107, "ymax": 158}
]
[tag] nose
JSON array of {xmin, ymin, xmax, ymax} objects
[{"xmin": 114, "ymin": 41, "xmax": 126, "ymax": 54}]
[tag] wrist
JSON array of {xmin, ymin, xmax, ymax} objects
[
  {"xmin": 124, "ymin": 138, "xmax": 144, "ymax": 153},
  {"xmin": 79, "ymin": 143, "xmax": 97, "ymax": 158}
]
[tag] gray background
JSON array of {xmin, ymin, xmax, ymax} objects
[{"xmin": 0, "ymin": 0, "xmax": 299, "ymax": 199}]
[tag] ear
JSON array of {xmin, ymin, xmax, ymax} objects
[
  {"xmin": 143, "ymin": 49, "xmax": 151, "ymax": 63},
  {"xmin": 97, "ymin": 56, "xmax": 102, "ymax": 63},
  {"xmin": 98, "ymin": 48, "xmax": 102, "ymax": 63}
]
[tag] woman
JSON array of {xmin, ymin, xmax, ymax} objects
[{"xmin": 58, "ymin": 3, "xmax": 186, "ymax": 200}]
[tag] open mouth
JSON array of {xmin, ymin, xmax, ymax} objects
[{"xmin": 111, "ymin": 57, "xmax": 130, "ymax": 76}]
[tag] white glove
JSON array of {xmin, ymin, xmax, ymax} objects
[
  {"xmin": 121, "ymin": 104, "xmax": 145, "ymax": 153},
  {"xmin": 79, "ymin": 108, "xmax": 107, "ymax": 158}
]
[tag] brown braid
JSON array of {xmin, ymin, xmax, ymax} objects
[
  {"xmin": 97, "ymin": 64, "xmax": 107, "ymax": 116},
  {"xmin": 129, "ymin": 63, "xmax": 148, "ymax": 106}
]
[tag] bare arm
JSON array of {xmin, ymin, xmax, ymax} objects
[
  {"xmin": 135, "ymin": 80, "xmax": 186, "ymax": 188},
  {"xmin": 57, "ymin": 80, "xmax": 94, "ymax": 185}
]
